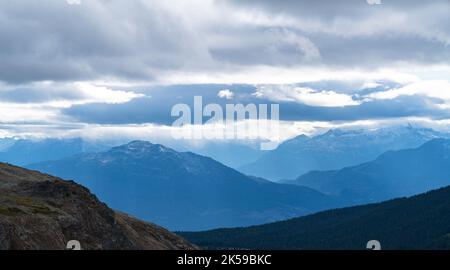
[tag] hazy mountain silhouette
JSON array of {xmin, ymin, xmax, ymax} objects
[
  {"xmin": 29, "ymin": 141, "xmax": 340, "ymax": 231},
  {"xmin": 0, "ymin": 138, "xmax": 110, "ymax": 166},
  {"xmin": 240, "ymin": 126, "xmax": 448, "ymax": 181},
  {"xmin": 287, "ymin": 139, "xmax": 450, "ymax": 204}
]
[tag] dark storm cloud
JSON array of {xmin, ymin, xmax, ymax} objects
[
  {"xmin": 0, "ymin": 85, "xmax": 83, "ymax": 103},
  {"xmin": 1, "ymin": 0, "xmax": 450, "ymax": 83},
  {"xmin": 223, "ymin": 0, "xmax": 450, "ymax": 67},
  {"xmin": 0, "ymin": 0, "xmax": 212, "ymax": 83}
]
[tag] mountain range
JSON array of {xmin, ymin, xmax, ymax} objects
[
  {"xmin": 287, "ymin": 139, "xmax": 450, "ymax": 204},
  {"xmin": 240, "ymin": 126, "xmax": 448, "ymax": 181},
  {"xmin": 0, "ymin": 163, "xmax": 196, "ymax": 250},
  {"xmin": 178, "ymin": 141, "xmax": 264, "ymax": 169},
  {"xmin": 0, "ymin": 138, "xmax": 16, "ymax": 151},
  {"xmin": 181, "ymin": 184, "xmax": 450, "ymax": 250},
  {"xmin": 26, "ymin": 131, "xmax": 450, "ymax": 231},
  {"xmin": 28, "ymin": 141, "xmax": 341, "ymax": 231},
  {"xmin": 0, "ymin": 138, "xmax": 110, "ymax": 166}
]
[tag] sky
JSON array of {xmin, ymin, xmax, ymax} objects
[{"xmin": 1, "ymin": 0, "xmax": 450, "ymax": 144}]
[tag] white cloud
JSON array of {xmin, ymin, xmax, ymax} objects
[
  {"xmin": 156, "ymin": 65, "xmax": 420, "ymax": 85},
  {"xmin": 74, "ymin": 82, "xmax": 144, "ymax": 105},
  {"xmin": 0, "ymin": 81, "xmax": 144, "ymax": 126},
  {"xmin": 368, "ymin": 80, "xmax": 450, "ymax": 108},
  {"xmin": 0, "ymin": 103, "xmax": 60, "ymax": 124},
  {"xmin": 218, "ymin": 89, "xmax": 234, "ymax": 99},
  {"xmin": 253, "ymin": 85, "xmax": 361, "ymax": 107},
  {"xmin": 0, "ymin": 81, "xmax": 144, "ymax": 108},
  {"xmin": 6, "ymin": 116, "xmax": 450, "ymax": 147},
  {"xmin": 361, "ymin": 81, "xmax": 382, "ymax": 89}
]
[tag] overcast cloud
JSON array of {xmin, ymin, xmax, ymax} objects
[
  {"xmin": 1, "ymin": 0, "xmax": 450, "ymax": 141},
  {"xmin": 1, "ymin": 0, "xmax": 450, "ymax": 83}
]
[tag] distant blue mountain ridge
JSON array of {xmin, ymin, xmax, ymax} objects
[
  {"xmin": 28, "ymin": 141, "xmax": 342, "ymax": 231},
  {"xmin": 239, "ymin": 126, "xmax": 450, "ymax": 181},
  {"xmin": 286, "ymin": 138, "xmax": 450, "ymax": 204},
  {"xmin": 4, "ymin": 126, "xmax": 450, "ymax": 231},
  {"xmin": 28, "ymin": 136, "xmax": 450, "ymax": 230},
  {"xmin": 0, "ymin": 138, "xmax": 110, "ymax": 166}
]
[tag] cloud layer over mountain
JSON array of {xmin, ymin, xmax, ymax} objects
[{"xmin": 1, "ymin": 0, "xmax": 450, "ymax": 141}]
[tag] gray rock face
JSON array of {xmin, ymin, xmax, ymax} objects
[{"xmin": 0, "ymin": 163, "xmax": 197, "ymax": 250}]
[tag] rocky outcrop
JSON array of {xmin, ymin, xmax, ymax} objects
[{"xmin": 0, "ymin": 163, "xmax": 197, "ymax": 250}]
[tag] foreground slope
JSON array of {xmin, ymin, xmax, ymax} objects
[
  {"xmin": 182, "ymin": 185, "xmax": 450, "ymax": 250},
  {"xmin": 29, "ymin": 141, "xmax": 338, "ymax": 231},
  {"xmin": 0, "ymin": 163, "xmax": 196, "ymax": 250}
]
